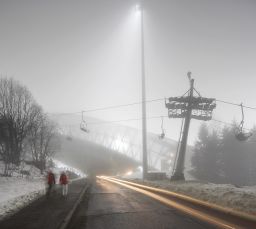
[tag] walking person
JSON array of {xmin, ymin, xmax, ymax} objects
[
  {"xmin": 46, "ymin": 170, "xmax": 56, "ymax": 198},
  {"xmin": 59, "ymin": 171, "xmax": 68, "ymax": 197}
]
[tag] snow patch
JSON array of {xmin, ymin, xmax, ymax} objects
[
  {"xmin": 0, "ymin": 159, "xmax": 85, "ymax": 220},
  {"xmin": 0, "ymin": 177, "xmax": 45, "ymax": 220}
]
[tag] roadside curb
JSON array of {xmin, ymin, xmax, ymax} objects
[{"xmin": 58, "ymin": 179, "xmax": 90, "ymax": 229}]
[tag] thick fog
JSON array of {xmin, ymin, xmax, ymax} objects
[
  {"xmin": 0, "ymin": 0, "xmax": 256, "ymax": 181},
  {"xmin": 1, "ymin": 0, "xmax": 255, "ymax": 145}
]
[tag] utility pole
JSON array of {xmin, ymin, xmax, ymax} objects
[
  {"xmin": 166, "ymin": 72, "xmax": 216, "ymax": 181},
  {"xmin": 140, "ymin": 1, "xmax": 148, "ymax": 180}
]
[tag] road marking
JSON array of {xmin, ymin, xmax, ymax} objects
[{"xmin": 58, "ymin": 180, "xmax": 89, "ymax": 229}]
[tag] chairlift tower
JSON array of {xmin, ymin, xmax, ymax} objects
[{"xmin": 165, "ymin": 72, "xmax": 216, "ymax": 181}]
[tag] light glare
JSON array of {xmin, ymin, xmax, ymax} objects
[
  {"xmin": 126, "ymin": 170, "xmax": 133, "ymax": 176},
  {"xmin": 135, "ymin": 4, "xmax": 141, "ymax": 12}
]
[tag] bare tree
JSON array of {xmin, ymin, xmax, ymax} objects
[
  {"xmin": 0, "ymin": 77, "xmax": 40, "ymax": 175},
  {"xmin": 26, "ymin": 114, "xmax": 59, "ymax": 174}
]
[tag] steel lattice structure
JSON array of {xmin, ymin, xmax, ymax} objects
[
  {"xmin": 54, "ymin": 115, "xmax": 194, "ymax": 176},
  {"xmin": 83, "ymin": 123, "xmax": 178, "ymax": 173}
]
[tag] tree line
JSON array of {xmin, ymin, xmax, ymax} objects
[
  {"xmin": 191, "ymin": 123, "xmax": 256, "ymax": 186},
  {"xmin": 0, "ymin": 77, "xmax": 59, "ymax": 176}
]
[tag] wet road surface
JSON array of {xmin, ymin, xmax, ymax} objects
[{"xmin": 70, "ymin": 178, "xmax": 217, "ymax": 229}]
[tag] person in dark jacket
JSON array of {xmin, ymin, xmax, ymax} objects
[
  {"xmin": 46, "ymin": 170, "xmax": 56, "ymax": 197},
  {"xmin": 59, "ymin": 171, "xmax": 68, "ymax": 197}
]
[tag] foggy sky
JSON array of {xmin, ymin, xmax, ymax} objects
[{"xmin": 0, "ymin": 0, "xmax": 256, "ymax": 144}]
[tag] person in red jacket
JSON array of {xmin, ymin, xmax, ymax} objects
[
  {"xmin": 59, "ymin": 171, "xmax": 68, "ymax": 197},
  {"xmin": 46, "ymin": 170, "xmax": 56, "ymax": 198}
]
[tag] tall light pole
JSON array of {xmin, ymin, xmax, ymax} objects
[{"xmin": 136, "ymin": 2, "xmax": 148, "ymax": 180}]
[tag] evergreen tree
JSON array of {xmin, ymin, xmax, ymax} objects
[
  {"xmin": 192, "ymin": 122, "xmax": 256, "ymax": 185},
  {"xmin": 220, "ymin": 124, "xmax": 251, "ymax": 186},
  {"xmin": 246, "ymin": 127, "xmax": 256, "ymax": 185},
  {"xmin": 191, "ymin": 123, "xmax": 221, "ymax": 182}
]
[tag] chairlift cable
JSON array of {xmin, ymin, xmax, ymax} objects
[
  {"xmin": 86, "ymin": 115, "xmax": 169, "ymax": 125},
  {"xmin": 216, "ymin": 99, "xmax": 256, "ymax": 110},
  {"xmin": 81, "ymin": 98, "xmax": 165, "ymax": 113},
  {"xmin": 48, "ymin": 97, "xmax": 256, "ymax": 117}
]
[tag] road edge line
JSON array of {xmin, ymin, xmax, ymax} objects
[{"xmin": 58, "ymin": 179, "xmax": 89, "ymax": 229}]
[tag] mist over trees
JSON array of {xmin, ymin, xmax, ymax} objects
[
  {"xmin": 191, "ymin": 123, "xmax": 256, "ymax": 186},
  {"xmin": 0, "ymin": 77, "xmax": 59, "ymax": 176}
]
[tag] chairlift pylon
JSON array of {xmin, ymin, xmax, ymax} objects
[
  {"xmin": 159, "ymin": 116, "xmax": 165, "ymax": 139},
  {"xmin": 235, "ymin": 103, "xmax": 252, "ymax": 141},
  {"xmin": 80, "ymin": 111, "xmax": 89, "ymax": 133}
]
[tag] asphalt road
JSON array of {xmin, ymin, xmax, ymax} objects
[
  {"xmin": 0, "ymin": 178, "xmax": 87, "ymax": 229},
  {"xmin": 71, "ymin": 178, "xmax": 218, "ymax": 229}
]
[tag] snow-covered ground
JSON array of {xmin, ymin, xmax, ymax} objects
[
  {"xmin": 126, "ymin": 178, "xmax": 256, "ymax": 216},
  {"xmin": 0, "ymin": 176, "xmax": 45, "ymax": 220},
  {"xmin": 0, "ymin": 160, "xmax": 86, "ymax": 220}
]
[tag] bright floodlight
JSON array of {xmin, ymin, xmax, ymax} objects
[{"xmin": 135, "ymin": 4, "xmax": 141, "ymax": 12}]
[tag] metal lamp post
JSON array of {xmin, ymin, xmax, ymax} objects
[{"xmin": 137, "ymin": 2, "xmax": 148, "ymax": 180}]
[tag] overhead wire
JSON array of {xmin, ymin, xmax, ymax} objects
[
  {"xmin": 86, "ymin": 115, "xmax": 169, "ymax": 125},
  {"xmin": 81, "ymin": 98, "xmax": 164, "ymax": 113},
  {"xmin": 48, "ymin": 97, "xmax": 256, "ymax": 117},
  {"xmin": 47, "ymin": 96, "xmax": 255, "ymax": 131},
  {"xmin": 211, "ymin": 118, "xmax": 252, "ymax": 131},
  {"xmin": 48, "ymin": 98, "xmax": 165, "ymax": 116},
  {"xmin": 192, "ymin": 87, "xmax": 256, "ymax": 110},
  {"xmin": 216, "ymin": 99, "xmax": 256, "ymax": 110},
  {"xmin": 83, "ymin": 114, "xmax": 243, "ymax": 130}
]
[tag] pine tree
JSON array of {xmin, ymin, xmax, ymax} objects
[
  {"xmin": 191, "ymin": 124, "xmax": 221, "ymax": 182},
  {"xmin": 246, "ymin": 127, "xmax": 256, "ymax": 185},
  {"xmin": 220, "ymin": 124, "xmax": 249, "ymax": 186}
]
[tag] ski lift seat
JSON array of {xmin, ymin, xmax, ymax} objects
[
  {"xmin": 159, "ymin": 132, "xmax": 165, "ymax": 139},
  {"xmin": 158, "ymin": 116, "xmax": 166, "ymax": 140},
  {"xmin": 235, "ymin": 131, "xmax": 252, "ymax": 141},
  {"xmin": 235, "ymin": 103, "xmax": 253, "ymax": 141},
  {"xmin": 80, "ymin": 111, "xmax": 89, "ymax": 133},
  {"xmin": 80, "ymin": 122, "xmax": 89, "ymax": 133}
]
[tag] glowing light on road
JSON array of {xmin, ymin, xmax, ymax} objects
[
  {"xmin": 98, "ymin": 176, "xmax": 241, "ymax": 229},
  {"xmin": 126, "ymin": 170, "xmax": 133, "ymax": 176}
]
